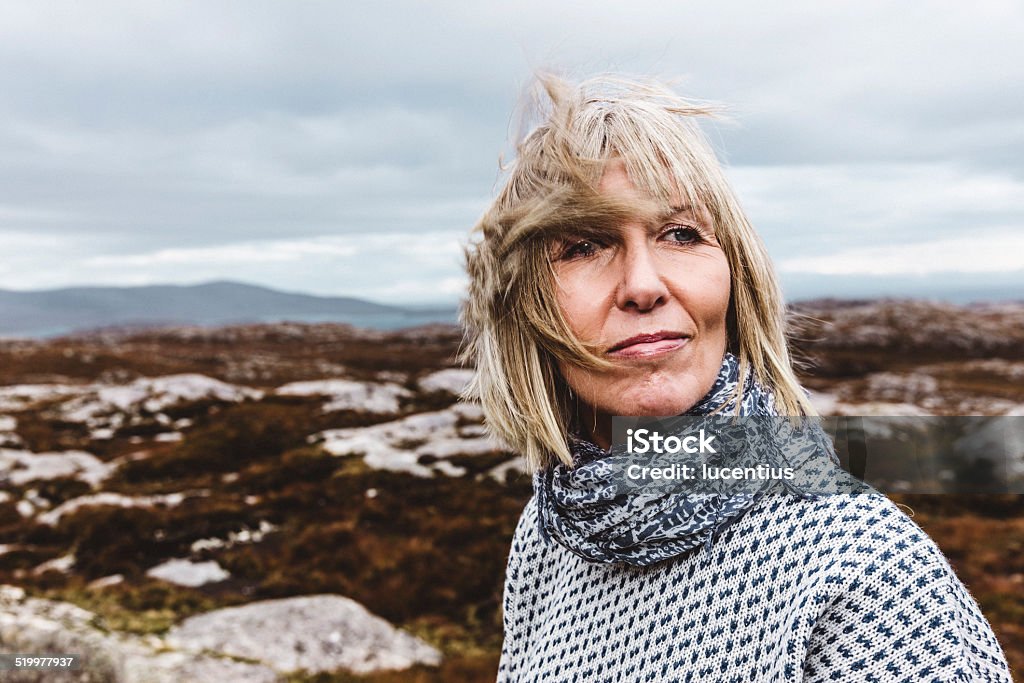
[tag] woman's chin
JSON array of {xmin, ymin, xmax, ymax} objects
[{"xmin": 615, "ymin": 394, "xmax": 695, "ymax": 418}]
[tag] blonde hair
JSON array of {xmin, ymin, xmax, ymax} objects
[{"xmin": 457, "ymin": 72, "xmax": 816, "ymax": 474}]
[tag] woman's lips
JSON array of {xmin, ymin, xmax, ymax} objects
[{"xmin": 607, "ymin": 337, "xmax": 689, "ymax": 359}]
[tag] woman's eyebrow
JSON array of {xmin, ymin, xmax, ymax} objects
[
  {"xmin": 652, "ymin": 205, "xmax": 707, "ymax": 225},
  {"xmin": 656, "ymin": 205, "xmax": 695, "ymax": 220}
]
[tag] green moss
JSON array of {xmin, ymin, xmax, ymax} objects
[{"xmin": 37, "ymin": 580, "xmax": 229, "ymax": 635}]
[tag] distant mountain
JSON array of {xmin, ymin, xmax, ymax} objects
[{"xmin": 0, "ymin": 281, "xmax": 459, "ymax": 338}]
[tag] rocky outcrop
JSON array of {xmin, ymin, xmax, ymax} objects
[
  {"xmin": 0, "ymin": 449, "xmax": 111, "ymax": 488},
  {"xmin": 275, "ymin": 378, "xmax": 411, "ymax": 414},
  {"xmin": 0, "ymin": 585, "xmax": 276, "ymax": 682},
  {"xmin": 0, "ymin": 587, "xmax": 442, "ymax": 682},
  {"xmin": 416, "ymin": 368, "xmax": 474, "ymax": 397},
  {"xmin": 145, "ymin": 558, "xmax": 230, "ymax": 587},
  {"xmin": 165, "ymin": 595, "xmax": 442, "ymax": 675},
  {"xmin": 314, "ymin": 401, "xmax": 514, "ymax": 478}
]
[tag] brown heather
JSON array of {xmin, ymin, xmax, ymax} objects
[{"xmin": 0, "ymin": 299, "xmax": 1021, "ymax": 680}]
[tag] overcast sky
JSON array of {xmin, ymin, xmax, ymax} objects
[{"xmin": 1, "ymin": 1, "xmax": 1021, "ymax": 305}]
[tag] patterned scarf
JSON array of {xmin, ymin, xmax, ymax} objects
[{"xmin": 533, "ymin": 351, "xmax": 847, "ymax": 566}]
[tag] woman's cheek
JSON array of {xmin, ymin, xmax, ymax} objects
[
  {"xmin": 556, "ymin": 272, "xmax": 608, "ymax": 340},
  {"xmin": 672, "ymin": 255, "xmax": 731, "ymax": 320}
]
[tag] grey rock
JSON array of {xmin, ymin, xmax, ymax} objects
[
  {"xmin": 145, "ymin": 559, "xmax": 230, "ymax": 587},
  {"xmin": 0, "ymin": 586, "xmax": 278, "ymax": 683},
  {"xmin": 165, "ymin": 594, "xmax": 442, "ymax": 675}
]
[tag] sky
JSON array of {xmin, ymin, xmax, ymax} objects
[{"xmin": 0, "ymin": 0, "xmax": 1022, "ymax": 305}]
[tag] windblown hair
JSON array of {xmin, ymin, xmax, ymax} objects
[{"xmin": 457, "ymin": 72, "xmax": 816, "ymax": 474}]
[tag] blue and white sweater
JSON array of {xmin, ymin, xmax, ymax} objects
[{"xmin": 497, "ymin": 492, "xmax": 1014, "ymax": 682}]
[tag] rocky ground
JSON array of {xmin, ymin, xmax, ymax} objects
[{"xmin": 0, "ymin": 301, "xmax": 1021, "ymax": 681}]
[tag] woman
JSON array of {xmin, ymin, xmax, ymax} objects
[{"xmin": 458, "ymin": 73, "xmax": 1014, "ymax": 682}]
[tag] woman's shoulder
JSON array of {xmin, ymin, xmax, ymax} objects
[
  {"xmin": 733, "ymin": 491, "xmax": 973, "ymax": 612},
  {"xmin": 772, "ymin": 490, "xmax": 949, "ymax": 566},
  {"xmin": 786, "ymin": 493, "xmax": 1014, "ymax": 680},
  {"xmin": 508, "ymin": 493, "xmax": 542, "ymax": 554},
  {"xmin": 502, "ymin": 494, "xmax": 553, "ymax": 604},
  {"xmin": 792, "ymin": 490, "xmax": 977, "ymax": 598}
]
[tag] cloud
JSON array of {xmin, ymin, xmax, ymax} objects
[
  {"xmin": 0, "ymin": 1, "xmax": 1020, "ymax": 301},
  {"xmin": 83, "ymin": 239, "xmax": 359, "ymax": 267},
  {"xmin": 777, "ymin": 230, "xmax": 1024, "ymax": 276},
  {"xmin": 727, "ymin": 161, "xmax": 1024, "ymax": 255}
]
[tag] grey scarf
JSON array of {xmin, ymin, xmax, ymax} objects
[{"xmin": 533, "ymin": 351, "xmax": 849, "ymax": 566}]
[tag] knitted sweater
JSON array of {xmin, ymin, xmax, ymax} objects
[{"xmin": 497, "ymin": 491, "xmax": 1014, "ymax": 682}]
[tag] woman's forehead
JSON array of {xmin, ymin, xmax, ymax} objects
[
  {"xmin": 598, "ymin": 157, "xmax": 711, "ymax": 216},
  {"xmin": 596, "ymin": 184, "xmax": 712, "ymax": 227}
]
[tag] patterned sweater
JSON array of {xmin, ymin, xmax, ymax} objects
[{"xmin": 497, "ymin": 492, "xmax": 1014, "ymax": 682}]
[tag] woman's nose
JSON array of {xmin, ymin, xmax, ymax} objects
[{"xmin": 615, "ymin": 243, "xmax": 669, "ymax": 312}]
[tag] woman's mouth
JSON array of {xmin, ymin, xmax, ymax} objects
[{"xmin": 607, "ymin": 336, "xmax": 690, "ymax": 359}]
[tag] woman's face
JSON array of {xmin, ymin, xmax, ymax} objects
[{"xmin": 551, "ymin": 159, "xmax": 732, "ymax": 447}]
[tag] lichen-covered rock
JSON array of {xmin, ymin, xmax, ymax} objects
[
  {"xmin": 57, "ymin": 374, "xmax": 264, "ymax": 428},
  {"xmin": 0, "ymin": 448, "xmax": 112, "ymax": 488},
  {"xmin": 164, "ymin": 594, "xmax": 442, "ymax": 675},
  {"xmin": 145, "ymin": 559, "xmax": 230, "ymax": 587},
  {"xmin": 37, "ymin": 491, "xmax": 190, "ymax": 526},
  {"xmin": 275, "ymin": 378, "xmax": 411, "ymax": 414},
  {"xmin": 315, "ymin": 402, "xmax": 509, "ymax": 477},
  {"xmin": 417, "ymin": 368, "xmax": 474, "ymax": 396},
  {"xmin": 0, "ymin": 585, "xmax": 278, "ymax": 683}
]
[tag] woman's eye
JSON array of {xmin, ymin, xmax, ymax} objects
[
  {"xmin": 558, "ymin": 239, "xmax": 600, "ymax": 260},
  {"xmin": 662, "ymin": 225, "xmax": 703, "ymax": 245}
]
